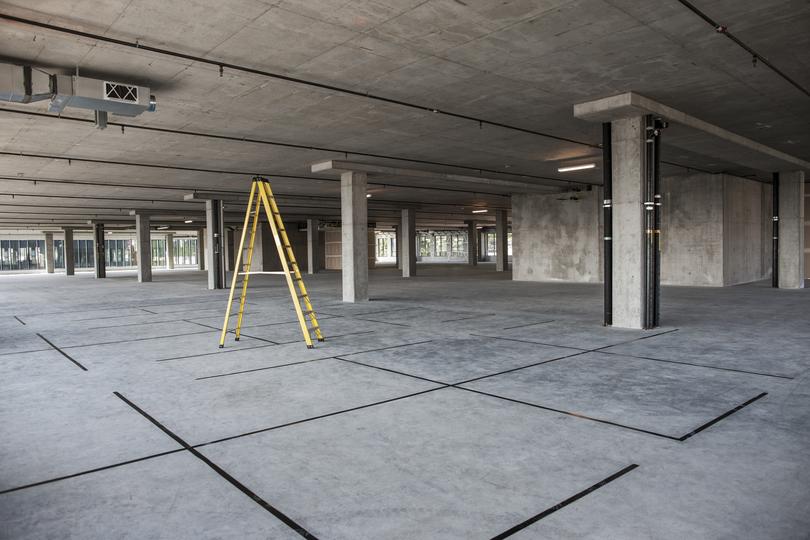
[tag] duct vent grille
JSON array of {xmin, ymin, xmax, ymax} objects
[{"xmin": 104, "ymin": 82, "xmax": 138, "ymax": 103}]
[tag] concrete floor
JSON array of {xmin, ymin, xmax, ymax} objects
[{"xmin": 1, "ymin": 265, "xmax": 808, "ymax": 539}]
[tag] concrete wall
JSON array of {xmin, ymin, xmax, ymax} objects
[
  {"xmin": 660, "ymin": 174, "xmax": 724, "ymax": 286},
  {"xmin": 723, "ymin": 176, "xmax": 766, "ymax": 286},
  {"xmin": 661, "ymin": 173, "xmax": 770, "ymax": 286},
  {"xmin": 512, "ymin": 189, "xmax": 602, "ymax": 282},
  {"xmin": 512, "ymin": 173, "xmax": 771, "ymax": 287}
]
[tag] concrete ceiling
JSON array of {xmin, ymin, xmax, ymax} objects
[{"xmin": 0, "ymin": 0, "xmax": 807, "ymax": 229}]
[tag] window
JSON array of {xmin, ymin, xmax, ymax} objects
[
  {"xmin": 172, "ymin": 238, "xmax": 197, "ymax": 266},
  {"xmin": 151, "ymin": 239, "xmax": 166, "ymax": 267},
  {"xmin": 0, "ymin": 239, "xmax": 46, "ymax": 271}
]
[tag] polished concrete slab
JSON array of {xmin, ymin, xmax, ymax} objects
[{"xmin": 1, "ymin": 266, "xmax": 808, "ymax": 538}]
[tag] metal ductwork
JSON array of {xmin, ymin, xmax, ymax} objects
[
  {"xmin": 0, "ymin": 63, "xmax": 52, "ymax": 103},
  {"xmin": 49, "ymin": 73, "xmax": 156, "ymax": 117},
  {"xmin": 1, "ymin": 62, "xmax": 156, "ymax": 129}
]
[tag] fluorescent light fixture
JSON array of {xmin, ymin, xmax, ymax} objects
[
  {"xmin": 184, "ymin": 219, "xmax": 193, "ymax": 223},
  {"xmin": 366, "ymin": 193, "xmax": 372, "ymax": 198},
  {"xmin": 471, "ymin": 209, "xmax": 488, "ymax": 214},
  {"xmin": 157, "ymin": 226, "xmax": 169, "ymax": 230},
  {"xmin": 558, "ymin": 163, "xmax": 596, "ymax": 172}
]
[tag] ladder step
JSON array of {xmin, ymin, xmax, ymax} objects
[
  {"xmin": 302, "ymin": 310, "xmax": 315, "ymax": 314},
  {"xmin": 308, "ymin": 325, "xmax": 320, "ymax": 331}
]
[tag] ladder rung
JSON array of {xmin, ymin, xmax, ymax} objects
[
  {"xmin": 303, "ymin": 310, "xmax": 315, "ymax": 314},
  {"xmin": 297, "ymin": 294, "xmax": 308, "ymax": 299},
  {"xmin": 308, "ymin": 325, "xmax": 320, "ymax": 331}
]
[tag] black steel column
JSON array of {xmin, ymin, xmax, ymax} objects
[
  {"xmin": 772, "ymin": 172, "xmax": 779, "ymax": 288},
  {"xmin": 602, "ymin": 122, "xmax": 612, "ymax": 326},
  {"xmin": 643, "ymin": 116, "xmax": 664, "ymax": 329},
  {"xmin": 93, "ymin": 222, "xmax": 106, "ymax": 279}
]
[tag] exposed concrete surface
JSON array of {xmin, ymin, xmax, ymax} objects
[
  {"xmin": 611, "ymin": 116, "xmax": 645, "ymax": 329},
  {"xmin": 401, "ymin": 208, "xmax": 416, "ymax": 278},
  {"xmin": 660, "ymin": 174, "xmax": 724, "ymax": 286},
  {"xmin": 341, "ymin": 171, "xmax": 368, "ymax": 302},
  {"xmin": 778, "ymin": 171, "xmax": 805, "ymax": 288},
  {"xmin": 512, "ymin": 190, "xmax": 602, "ymax": 283},
  {"xmin": 135, "ymin": 213, "xmax": 152, "ymax": 283},
  {"xmin": 0, "ymin": 266, "xmax": 808, "ymax": 538},
  {"xmin": 722, "ymin": 175, "xmax": 768, "ymax": 286}
]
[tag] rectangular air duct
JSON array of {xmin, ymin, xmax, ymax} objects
[
  {"xmin": 0, "ymin": 63, "xmax": 52, "ymax": 103},
  {"xmin": 49, "ymin": 74, "xmax": 155, "ymax": 116}
]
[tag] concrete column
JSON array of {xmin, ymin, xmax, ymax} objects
[
  {"xmin": 44, "ymin": 232, "xmax": 54, "ymax": 273},
  {"xmin": 477, "ymin": 229, "xmax": 484, "ymax": 263},
  {"xmin": 496, "ymin": 210, "xmax": 509, "ymax": 271},
  {"xmin": 778, "ymin": 170, "xmax": 805, "ymax": 288},
  {"xmin": 224, "ymin": 228, "xmax": 235, "ymax": 272},
  {"xmin": 165, "ymin": 233, "xmax": 175, "ymax": 269},
  {"xmin": 341, "ymin": 171, "xmax": 368, "ymax": 302},
  {"xmin": 93, "ymin": 223, "xmax": 106, "ymax": 279},
  {"xmin": 394, "ymin": 225, "xmax": 401, "ymax": 270},
  {"xmin": 63, "ymin": 227, "xmax": 75, "ymax": 276},
  {"xmin": 611, "ymin": 116, "xmax": 645, "ymax": 329},
  {"xmin": 135, "ymin": 213, "xmax": 152, "ymax": 283},
  {"xmin": 401, "ymin": 208, "xmax": 416, "ymax": 278},
  {"xmin": 465, "ymin": 221, "xmax": 477, "ymax": 266},
  {"xmin": 197, "ymin": 229, "xmax": 205, "ymax": 271},
  {"xmin": 205, "ymin": 200, "xmax": 225, "ymax": 289},
  {"xmin": 307, "ymin": 218, "xmax": 319, "ymax": 274}
]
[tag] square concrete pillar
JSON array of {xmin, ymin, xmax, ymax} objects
[
  {"xmin": 63, "ymin": 227, "xmax": 75, "ymax": 276},
  {"xmin": 93, "ymin": 223, "xmax": 106, "ymax": 279},
  {"xmin": 165, "ymin": 233, "xmax": 174, "ymax": 270},
  {"xmin": 611, "ymin": 116, "xmax": 645, "ymax": 329},
  {"xmin": 135, "ymin": 213, "xmax": 152, "ymax": 283},
  {"xmin": 307, "ymin": 218, "xmax": 319, "ymax": 274},
  {"xmin": 778, "ymin": 170, "xmax": 805, "ymax": 288},
  {"xmin": 401, "ymin": 209, "xmax": 416, "ymax": 278},
  {"xmin": 495, "ymin": 210, "xmax": 508, "ymax": 272},
  {"xmin": 465, "ymin": 221, "xmax": 477, "ymax": 266},
  {"xmin": 44, "ymin": 232, "xmax": 54, "ymax": 273},
  {"xmin": 394, "ymin": 224, "xmax": 401, "ymax": 270},
  {"xmin": 205, "ymin": 200, "xmax": 225, "ymax": 289},
  {"xmin": 197, "ymin": 229, "xmax": 205, "ymax": 271},
  {"xmin": 341, "ymin": 171, "xmax": 368, "ymax": 302}
]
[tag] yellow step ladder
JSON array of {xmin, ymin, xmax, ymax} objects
[{"xmin": 219, "ymin": 177, "xmax": 324, "ymax": 349}]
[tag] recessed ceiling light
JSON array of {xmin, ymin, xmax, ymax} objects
[
  {"xmin": 472, "ymin": 209, "xmax": 488, "ymax": 214},
  {"xmin": 558, "ymin": 163, "xmax": 596, "ymax": 172},
  {"xmin": 184, "ymin": 219, "xmax": 193, "ymax": 223},
  {"xmin": 366, "ymin": 194, "xmax": 372, "ymax": 198}
]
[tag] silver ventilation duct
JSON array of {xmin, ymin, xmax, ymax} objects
[
  {"xmin": 0, "ymin": 62, "xmax": 156, "ymax": 129},
  {"xmin": 0, "ymin": 63, "xmax": 52, "ymax": 103},
  {"xmin": 49, "ymin": 74, "xmax": 156, "ymax": 117}
]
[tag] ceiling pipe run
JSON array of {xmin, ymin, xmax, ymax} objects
[{"xmin": 0, "ymin": 12, "xmax": 596, "ymax": 148}]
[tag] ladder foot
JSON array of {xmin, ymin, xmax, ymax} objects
[
  {"xmin": 218, "ymin": 344, "xmax": 224, "ymax": 349},
  {"xmin": 307, "ymin": 344, "xmax": 314, "ymax": 349},
  {"xmin": 235, "ymin": 337, "xmax": 240, "ymax": 341},
  {"xmin": 317, "ymin": 338, "xmax": 325, "ymax": 342}
]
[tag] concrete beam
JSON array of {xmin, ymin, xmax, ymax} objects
[
  {"xmin": 312, "ymin": 160, "xmax": 561, "ymax": 192},
  {"xmin": 341, "ymin": 171, "xmax": 368, "ymax": 302},
  {"xmin": 135, "ymin": 213, "xmax": 152, "ymax": 283},
  {"xmin": 401, "ymin": 209, "xmax": 416, "ymax": 278},
  {"xmin": 574, "ymin": 92, "xmax": 810, "ymax": 172}
]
